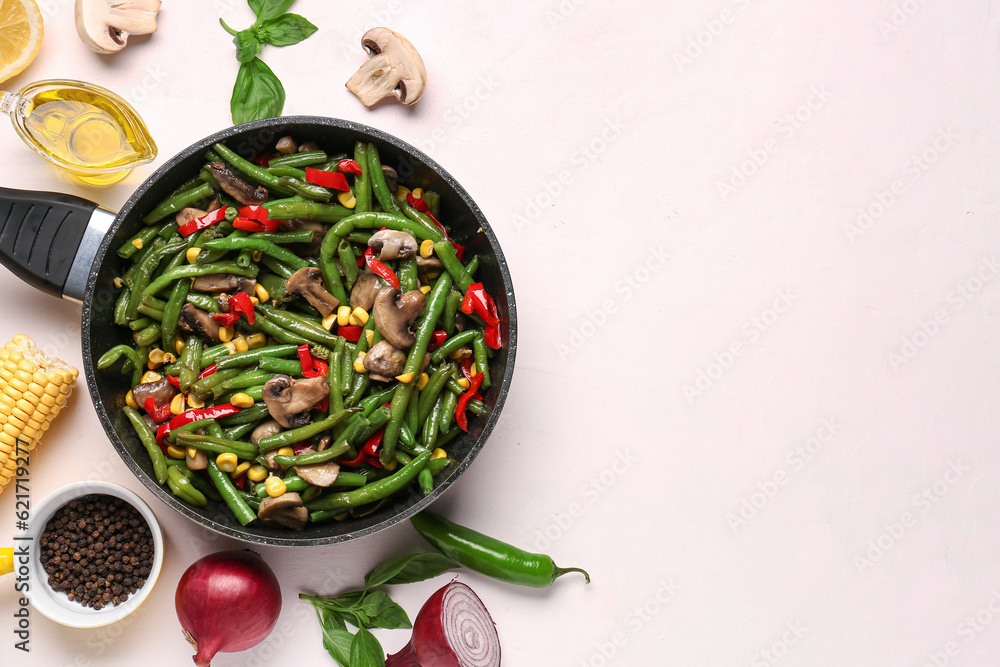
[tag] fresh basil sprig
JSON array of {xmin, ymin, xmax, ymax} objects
[
  {"xmin": 220, "ymin": 0, "xmax": 317, "ymax": 124},
  {"xmin": 300, "ymin": 552, "xmax": 459, "ymax": 666}
]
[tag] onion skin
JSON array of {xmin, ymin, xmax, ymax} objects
[
  {"xmin": 386, "ymin": 581, "xmax": 500, "ymax": 667},
  {"xmin": 175, "ymin": 550, "xmax": 282, "ymax": 667}
]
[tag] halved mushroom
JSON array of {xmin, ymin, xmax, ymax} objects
[
  {"xmin": 285, "ymin": 267, "xmax": 340, "ymax": 317},
  {"xmin": 185, "ymin": 448, "xmax": 208, "ymax": 471},
  {"xmin": 373, "ymin": 287, "xmax": 426, "ymax": 349},
  {"xmin": 175, "ymin": 207, "xmax": 207, "ymax": 226},
  {"xmin": 75, "ymin": 0, "xmax": 161, "ymax": 54},
  {"xmin": 363, "ymin": 340, "xmax": 407, "ymax": 382},
  {"xmin": 368, "ymin": 229, "xmax": 418, "ymax": 261},
  {"xmin": 131, "ymin": 378, "xmax": 178, "ymax": 411},
  {"xmin": 350, "ymin": 271, "xmax": 383, "ymax": 310},
  {"xmin": 191, "ymin": 274, "xmax": 257, "ymax": 295},
  {"xmin": 262, "ymin": 374, "xmax": 330, "ymax": 428},
  {"xmin": 250, "ymin": 419, "xmax": 283, "ymax": 447},
  {"xmin": 209, "ymin": 161, "xmax": 268, "ymax": 206},
  {"xmin": 178, "ymin": 304, "xmax": 221, "ymax": 342},
  {"xmin": 257, "ymin": 492, "xmax": 307, "ymax": 529},
  {"xmin": 345, "ymin": 27, "xmax": 427, "ymax": 107},
  {"xmin": 294, "ymin": 461, "xmax": 341, "ymax": 488}
]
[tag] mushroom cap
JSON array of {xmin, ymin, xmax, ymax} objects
[
  {"xmin": 373, "ymin": 287, "xmax": 426, "ymax": 349},
  {"xmin": 285, "ymin": 267, "xmax": 340, "ymax": 317},
  {"xmin": 368, "ymin": 229, "xmax": 418, "ymax": 261},
  {"xmin": 363, "ymin": 340, "xmax": 407, "ymax": 382},
  {"xmin": 75, "ymin": 0, "xmax": 161, "ymax": 54},
  {"xmin": 262, "ymin": 374, "xmax": 330, "ymax": 428},
  {"xmin": 350, "ymin": 271, "xmax": 383, "ymax": 310},
  {"xmin": 257, "ymin": 492, "xmax": 308, "ymax": 529},
  {"xmin": 345, "ymin": 26, "xmax": 427, "ymax": 107}
]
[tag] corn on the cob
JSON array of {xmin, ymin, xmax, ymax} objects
[{"xmin": 0, "ymin": 335, "xmax": 78, "ymax": 495}]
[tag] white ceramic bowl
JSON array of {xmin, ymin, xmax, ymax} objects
[{"xmin": 20, "ymin": 481, "xmax": 163, "ymax": 628}]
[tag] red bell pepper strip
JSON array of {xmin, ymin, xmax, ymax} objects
[
  {"xmin": 406, "ymin": 193, "xmax": 428, "ymax": 212},
  {"xmin": 338, "ymin": 159, "xmax": 362, "ymax": 175},
  {"xmin": 337, "ymin": 325, "xmax": 363, "ymax": 342},
  {"xmin": 337, "ymin": 449, "xmax": 368, "ymax": 468},
  {"xmin": 364, "ymin": 246, "xmax": 400, "ymax": 289},
  {"xmin": 363, "ymin": 429, "xmax": 384, "ymax": 458},
  {"xmin": 144, "ymin": 396, "xmax": 173, "ymax": 423},
  {"xmin": 316, "ymin": 397, "xmax": 329, "ymax": 412},
  {"xmin": 177, "ymin": 207, "xmax": 229, "ymax": 238},
  {"xmin": 482, "ymin": 292, "xmax": 502, "ymax": 349},
  {"xmin": 305, "ymin": 167, "xmax": 350, "ymax": 192},
  {"xmin": 459, "ymin": 358, "xmax": 474, "ymax": 382},
  {"xmin": 166, "ymin": 375, "xmax": 181, "ymax": 389},
  {"xmin": 460, "ymin": 283, "xmax": 499, "ymax": 327},
  {"xmin": 455, "ymin": 372, "xmax": 484, "ymax": 432},
  {"xmin": 234, "ymin": 476, "xmax": 246, "ymax": 490},
  {"xmin": 198, "ymin": 364, "xmax": 217, "ymax": 380},
  {"xmin": 233, "ymin": 216, "xmax": 267, "ymax": 232},
  {"xmin": 297, "ymin": 344, "xmax": 329, "ymax": 378},
  {"xmin": 229, "ymin": 291, "xmax": 256, "ymax": 325},
  {"xmin": 427, "ymin": 330, "xmax": 448, "ymax": 351},
  {"xmin": 156, "ymin": 403, "xmax": 241, "ymax": 445},
  {"xmin": 406, "ymin": 194, "xmax": 464, "ymax": 259},
  {"xmin": 292, "ymin": 440, "xmax": 314, "ymax": 456},
  {"xmin": 252, "ymin": 153, "xmax": 273, "ymax": 167},
  {"xmin": 238, "ymin": 205, "xmax": 279, "ymax": 232},
  {"xmin": 212, "ymin": 311, "xmax": 241, "ymax": 327}
]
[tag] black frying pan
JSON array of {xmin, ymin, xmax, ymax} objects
[{"xmin": 0, "ymin": 117, "xmax": 516, "ymax": 546}]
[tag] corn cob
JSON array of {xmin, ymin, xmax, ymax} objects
[{"xmin": 0, "ymin": 334, "xmax": 78, "ymax": 494}]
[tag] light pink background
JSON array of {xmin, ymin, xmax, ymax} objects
[{"xmin": 2, "ymin": 1, "xmax": 998, "ymax": 665}]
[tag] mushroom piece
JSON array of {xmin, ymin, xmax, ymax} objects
[
  {"xmin": 294, "ymin": 461, "xmax": 341, "ymax": 488},
  {"xmin": 178, "ymin": 304, "xmax": 221, "ymax": 342},
  {"xmin": 285, "ymin": 267, "xmax": 340, "ymax": 317},
  {"xmin": 363, "ymin": 340, "xmax": 408, "ymax": 382},
  {"xmin": 275, "ymin": 136, "xmax": 298, "ymax": 154},
  {"xmin": 250, "ymin": 419, "xmax": 283, "ymax": 447},
  {"xmin": 257, "ymin": 492, "xmax": 308, "ymax": 530},
  {"xmin": 191, "ymin": 274, "xmax": 257, "ymax": 295},
  {"xmin": 415, "ymin": 254, "xmax": 444, "ymax": 271},
  {"xmin": 262, "ymin": 374, "xmax": 330, "ymax": 428},
  {"xmin": 209, "ymin": 161, "xmax": 268, "ymax": 206},
  {"xmin": 368, "ymin": 229, "xmax": 418, "ymax": 261},
  {"xmin": 350, "ymin": 271, "xmax": 383, "ymax": 310},
  {"xmin": 175, "ymin": 207, "xmax": 207, "ymax": 226},
  {"xmin": 131, "ymin": 378, "xmax": 178, "ymax": 410},
  {"xmin": 185, "ymin": 448, "xmax": 208, "ymax": 471},
  {"xmin": 373, "ymin": 287, "xmax": 426, "ymax": 349},
  {"xmin": 75, "ymin": 0, "xmax": 161, "ymax": 54},
  {"xmin": 345, "ymin": 27, "xmax": 427, "ymax": 107}
]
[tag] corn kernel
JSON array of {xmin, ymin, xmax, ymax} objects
[
  {"xmin": 141, "ymin": 370, "xmax": 162, "ymax": 384},
  {"xmin": 166, "ymin": 445, "xmax": 185, "ymax": 459},
  {"xmin": 471, "ymin": 362, "xmax": 477, "ymax": 376},
  {"xmin": 431, "ymin": 448, "xmax": 447, "ymax": 460},
  {"xmin": 411, "ymin": 187, "xmax": 424, "ymax": 199},
  {"xmin": 337, "ymin": 305, "xmax": 352, "ymax": 327},
  {"xmin": 186, "ymin": 447, "xmax": 199, "ymax": 460},
  {"xmin": 232, "ymin": 461, "xmax": 251, "ymax": 478},
  {"xmin": 416, "ymin": 372, "xmax": 430, "ymax": 390},
  {"xmin": 247, "ymin": 333, "xmax": 267, "ymax": 349},
  {"xmin": 186, "ymin": 247, "xmax": 201, "ymax": 264},
  {"xmin": 224, "ymin": 341, "xmax": 238, "ymax": 354},
  {"xmin": 418, "ymin": 239, "xmax": 435, "ymax": 258},
  {"xmin": 233, "ymin": 335, "xmax": 250, "ymax": 353},
  {"xmin": 264, "ymin": 475, "xmax": 287, "ymax": 497},
  {"xmin": 337, "ymin": 190, "xmax": 357, "ymax": 208},
  {"xmin": 349, "ymin": 307, "xmax": 369, "ymax": 326},
  {"xmin": 131, "ymin": 238, "xmax": 143, "ymax": 250},
  {"xmin": 395, "ymin": 372, "xmax": 414, "ymax": 383},
  {"xmin": 247, "ymin": 464, "xmax": 268, "ymax": 482},
  {"xmin": 216, "ymin": 453, "xmax": 239, "ymax": 473},
  {"xmin": 255, "ymin": 284, "xmax": 269, "ymax": 303},
  {"xmin": 353, "ymin": 350, "xmax": 367, "ymax": 373},
  {"xmin": 251, "ymin": 250, "xmax": 263, "ymax": 262},
  {"xmin": 249, "ymin": 296, "xmax": 259, "ymax": 307},
  {"xmin": 419, "ymin": 285, "xmax": 431, "ymax": 294},
  {"xmin": 170, "ymin": 393, "xmax": 185, "ymax": 415},
  {"xmin": 219, "ymin": 326, "xmax": 234, "ymax": 343},
  {"xmin": 395, "ymin": 185, "xmax": 411, "ymax": 203},
  {"xmin": 231, "ymin": 392, "xmax": 255, "ymax": 408},
  {"xmin": 147, "ymin": 348, "xmax": 166, "ymax": 369},
  {"xmin": 321, "ymin": 313, "xmax": 337, "ymax": 330},
  {"xmin": 365, "ymin": 329, "xmax": 374, "ymax": 346},
  {"xmin": 113, "ymin": 276, "xmax": 123, "ymax": 288},
  {"xmin": 163, "ymin": 353, "xmax": 176, "ymax": 364},
  {"xmin": 125, "ymin": 390, "xmax": 139, "ymax": 409},
  {"xmin": 276, "ymin": 446, "xmax": 294, "ymax": 458},
  {"xmin": 187, "ymin": 393, "xmax": 206, "ymax": 409},
  {"xmin": 175, "ymin": 339, "xmax": 185, "ymax": 355},
  {"xmin": 333, "ymin": 512, "xmax": 349, "ymax": 521},
  {"xmin": 457, "ymin": 377, "xmax": 471, "ymax": 390}
]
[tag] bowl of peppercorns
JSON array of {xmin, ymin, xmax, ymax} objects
[{"xmin": 21, "ymin": 481, "xmax": 163, "ymax": 628}]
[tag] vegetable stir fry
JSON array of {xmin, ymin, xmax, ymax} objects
[{"xmin": 99, "ymin": 136, "xmax": 502, "ymax": 529}]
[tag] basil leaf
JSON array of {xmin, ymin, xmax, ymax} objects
[
  {"xmin": 349, "ymin": 626, "xmax": 384, "ymax": 667},
  {"xmin": 231, "ymin": 57, "xmax": 285, "ymax": 125},
  {"xmin": 248, "ymin": 0, "xmax": 295, "ymax": 23},
  {"xmin": 256, "ymin": 13, "xmax": 317, "ymax": 47},
  {"xmin": 234, "ymin": 29, "xmax": 260, "ymax": 63},
  {"xmin": 365, "ymin": 552, "xmax": 459, "ymax": 589},
  {"xmin": 362, "ymin": 592, "xmax": 411, "ymax": 630},
  {"xmin": 321, "ymin": 627, "xmax": 355, "ymax": 666},
  {"xmin": 316, "ymin": 606, "xmax": 347, "ymax": 631}
]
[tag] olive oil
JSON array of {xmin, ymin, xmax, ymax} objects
[{"xmin": 0, "ymin": 79, "xmax": 156, "ymax": 185}]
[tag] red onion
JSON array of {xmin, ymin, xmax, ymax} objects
[
  {"xmin": 386, "ymin": 581, "xmax": 501, "ymax": 667},
  {"xmin": 175, "ymin": 550, "xmax": 282, "ymax": 667}
]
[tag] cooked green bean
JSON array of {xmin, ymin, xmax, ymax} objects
[
  {"xmin": 256, "ymin": 408, "xmax": 360, "ymax": 453},
  {"xmin": 430, "ymin": 330, "xmax": 477, "ymax": 363},
  {"xmin": 278, "ymin": 175, "xmax": 333, "ymax": 202},
  {"xmin": 175, "ymin": 432, "xmax": 258, "ymax": 457},
  {"xmin": 207, "ymin": 458, "xmax": 257, "ymax": 525},
  {"xmin": 212, "ymin": 142, "xmax": 295, "ymax": 196},
  {"xmin": 367, "ymin": 142, "xmax": 400, "ymax": 213},
  {"xmin": 144, "ymin": 181, "xmax": 214, "ymax": 224},
  {"xmin": 200, "ymin": 237, "xmax": 309, "ymax": 270},
  {"xmin": 214, "ymin": 344, "xmax": 299, "ymax": 370},
  {"xmin": 307, "ymin": 450, "xmax": 430, "ymax": 515},
  {"xmin": 354, "ymin": 142, "xmax": 372, "ymax": 213},
  {"xmin": 124, "ymin": 406, "xmax": 167, "ymax": 485},
  {"xmin": 143, "ymin": 262, "xmax": 258, "ymax": 297},
  {"xmin": 269, "ymin": 150, "xmax": 327, "ymax": 168},
  {"xmin": 266, "ymin": 200, "xmax": 353, "ymax": 223}
]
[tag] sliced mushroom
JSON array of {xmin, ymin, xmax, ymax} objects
[
  {"xmin": 373, "ymin": 287, "xmax": 426, "ymax": 349},
  {"xmin": 350, "ymin": 271, "xmax": 383, "ymax": 310},
  {"xmin": 345, "ymin": 27, "xmax": 427, "ymax": 107},
  {"xmin": 294, "ymin": 461, "xmax": 341, "ymax": 488},
  {"xmin": 191, "ymin": 273, "xmax": 257, "ymax": 295},
  {"xmin": 368, "ymin": 229, "xmax": 418, "ymax": 261},
  {"xmin": 316, "ymin": 434, "xmax": 332, "ymax": 452},
  {"xmin": 275, "ymin": 136, "xmax": 298, "ymax": 154},
  {"xmin": 250, "ymin": 419, "xmax": 283, "ymax": 447},
  {"xmin": 185, "ymin": 448, "xmax": 208, "ymax": 471},
  {"xmin": 75, "ymin": 0, "xmax": 161, "ymax": 54},
  {"xmin": 299, "ymin": 141, "xmax": 319, "ymax": 153},
  {"xmin": 209, "ymin": 161, "xmax": 268, "ymax": 206},
  {"xmin": 178, "ymin": 304, "xmax": 221, "ymax": 342},
  {"xmin": 257, "ymin": 492, "xmax": 308, "ymax": 529},
  {"xmin": 363, "ymin": 340, "xmax": 407, "ymax": 382},
  {"xmin": 415, "ymin": 255, "xmax": 444, "ymax": 271},
  {"xmin": 262, "ymin": 374, "xmax": 330, "ymax": 428},
  {"xmin": 285, "ymin": 267, "xmax": 340, "ymax": 317},
  {"xmin": 131, "ymin": 378, "xmax": 178, "ymax": 410},
  {"xmin": 175, "ymin": 207, "xmax": 207, "ymax": 226}
]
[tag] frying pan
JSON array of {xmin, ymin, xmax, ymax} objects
[{"xmin": 0, "ymin": 117, "xmax": 516, "ymax": 546}]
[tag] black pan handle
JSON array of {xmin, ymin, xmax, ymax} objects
[{"xmin": 0, "ymin": 187, "xmax": 116, "ymax": 302}]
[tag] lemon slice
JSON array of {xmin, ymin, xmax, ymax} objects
[{"xmin": 0, "ymin": 0, "xmax": 43, "ymax": 84}]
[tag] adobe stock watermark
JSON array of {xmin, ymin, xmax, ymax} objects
[
  {"xmin": 556, "ymin": 246, "xmax": 668, "ymax": 360},
  {"xmin": 545, "ymin": 0, "xmax": 590, "ymax": 28},
  {"xmin": 887, "ymin": 255, "xmax": 998, "ymax": 371},
  {"xmin": 921, "ymin": 587, "xmax": 1000, "ymax": 667},
  {"xmin": 577, "ymin": 578, "xmax": 679, "ymax": 667},
  {"xmin": 854, "ymin": 460, "xmax": 969, "ymax": 575},
  {"xmin": 843, "ymin": 127, "xmax": 958, "ymax": 242},
  {"xmin": 716, "ymin": 86, "xmax": 831, "ymax": 202},
  {"xmin": 673, "ymin": 0, "xmax": 760, "ymax": 72},
  {"xmin": 683, "ymin": 289, "xmax": 798, "ymax": 403},
  {"xmin": 412, "ymin": 74, "xmax": 500, "ymax": 157},
  {"xmin": 511, "ymin": 116, "xmax": 626, "ymax": 233},
  {"xmin": 727, "ymin": 418, "xmax": 842, "ymax": 533},
  {"xmin": 877, "ymin": 0, "xmax": 933, "ymax": 39},
  {"xmin": 750, "ymin": 620, "xmax": 809, "ymax": 667}
]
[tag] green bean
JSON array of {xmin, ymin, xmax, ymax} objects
[
  {"xmin": 224, "ymin": 421, "xmax": 258, "ymax": 441},
  {"xmin": 266, "ymin": 201, "xmax": 353, "ymax": 223},
  {"xmin": 257, "ymin": 475, "xmax": 309, "ymax": 499},
  {"xmin": 442, "ymin": 290, "xmax": 461, "ymax": 334},
  {"xmin": 472, "ymin": 333, "xmax": 492, "ymax": 390},
  {"xmin": 433, "ymin": 241, "xmax": 473, "ymax": 291},
  {"xmin": 238, "ymin": 385, "xmax": 266, "ymax": 402},
  {"xmin": 354, "ymin": 142, "xmax": 372, "ymax": 213},
  {"xmin": 418, "ymin": 366, "xmax": 453, "ymax": 424},
  {"xmin": 273, "ymin": 443, "xmax": 348, "ymax": 468},
  {"xmin": 269, "ymin": 150, "xmax": 327, "ymax": 168},
  {"xmin": 141, "ymin": 294, "xmax": 168, "ymax": 310},
  {"xmin": 397, "ymin": 257, "xmax": 418, "ymax": 292},
  {"xmin": 356, "ymin": 405, "xmax": 391, "ymax": 443},
  {"xmin": 190, "ymin": 367, "xmax": 241, "ymax": 399},
  {"xmin": 261, "ymin": 255, "xmax": 295, "ymax": 279},
  {"xmin": 177, "ymin": 334, "xmax": 202, "ymax": 391},
  {"xmin": 196, "ymin": 228, "xmax": 245, "ymax": 264},
  {"xmin": 400, "ymin": 203, "xmax": 445, "ymax": 239},
  {"xmin": 97, "ymin": 345, "xmax": 143, "ymax": 386},
  {"xmin": 124, "ymin": 406, "xmax": 167, "ymax": 485},
  {"xmin": 418, "ymin": 467, "xmax": 434, "ymax": 495},
  {"xmin": 185, "ymin": 292, "xmax": 221, "ymax": 313},
  {"xmin": 258, "ymin": 357, "xmax": 304, "ymax": 375},
  {"xmin": 214, "ymin": 344, "xmax": 298, "ymax": 370},
  {"xmin": 207, "ymin": 459, "xmax": 257, "ymax": 526},
  {"xmin": 200, "ymin": 237, "xmax": 309, "ymax": 270},
  {"xmin": 128, "ymin": 316, "xmax": 153, "ymax": 332},
  {"xmin": 366, "ymin": 142, "xmax": 400, "ymax": 213},
  {"xmin": 167, "ymin": 419, "xmax": 220, "ymax": 442},
  {"xmin": 175, "ymin": 433, "xmax": 258, "ymax": 457},
  {"xmin": 167, "ymin": 467, "xmax": 208, "ymax": 507},
  {"xmin": 328, "ymin": 338, "xmax": 344, "ymax": 414},
  {"xmin": 256, "ymin": 272, "xmax": 287, "ymax": 302},
  {"xmin": 118, "ymin": 224, "xmax": 162, "ymax": 259},
  {"xmin": 359, "ymin": 385, "xmax": 396, "ymax": 415},
  {"xmin": 307, "ymin": 450, "xmax": 430, "ymax": 515},
  {"xmin": 133, "ymin": 322, "xmax": 161, "ymax": 348},
  {"xmin": 127, "ymin": 236, "xmax": 183, "ymax": 316},
  {"xmin": 278, "ymin": 175, "xmax": 333, "ymax": 202},
  {"xmin": 205, "ymin": 420, "xmax": 226, "ymax": 438},
  {"xmin": 219, "ymin": 369, "xmax": 276, "ymax": 390},
  {"xmin": 161, "ymin": 278, "xmax": 190, "ymax": 353},
  {"xmin": 256, "ymin": 408, "xmax": 360, "ymax": 452},
  {"xmin": 405, "ymin": 384, "xmax": 420, "ymax": 437},
  {"xmin": 249, "ymin": 230, "xmax": 315, "ymax": 245},
  {"xmin": 114, "ymin": 286, "xmax": 131, "ymax": 327},
  {"xmin": 144, "ymin": 182, "xmax": 214, "ymax": 224},
  {"xmin": 380, "ymin": 382, "xmax": 413, "ymax": 467},
  {"xmin": 337, "ymin": 239, "xmax": 360, "ymax": 289},
  {"xmin": 212, "ymin": 142, "xmax": 295, "ymax": 196},
  {"xmin": 250, "ymin": 313, "xmax": 311, "ymax": 345},
  {"xmin": 143, "ymin": 262, "xmax": 258, "ymax": 297},
  {"xmin": 439, "ymin": 384, "xmax": 458, "ymax": 431},
  {"xmin": 318, "ymin": 227, "xmax": 349, "ymax": 304},
  {"xmin": 136, "ymin": 304, "xmax": 164, "ymax": 321},
  {"xmin": 422, "ymin": 190, "xmax": 440, "ymax": 218},
  {"xmin": 256, "ymin": 306, "xmax": 340, "ymax": 346},
  {"xmin": 188, "ymin": 472, "xmax": 224, "ymax": 502},
  {"xmin": 341, "ymin": 341, "xmax": 355, "ymax": 396},
  {"xmin": 346, "ymin": 232, "xmax": 373, "ymax": 244},
  {"xmin": 336, "ymin": 211, "xmax": 442, "ymax": 242},
  {"xmin": 423, "ymin": 396, "xmax": 443, "ymax": 449},
  {"xmin": 430, "ymin": 330, "xmax": 477, "ymax": 363}
]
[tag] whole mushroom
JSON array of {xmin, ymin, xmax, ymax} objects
[
  {"xmin": 346, "ymin": 27, "xmax": 426, "ymax": 107},
  {"xmin": 373, "ymin": 287, "xmax": 426, "ymax": 349},
  {"xmin": 363, "ymin": 340, "xmax": 407, "ymax": 382}
]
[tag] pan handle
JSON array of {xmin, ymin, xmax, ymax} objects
[{"xmin": 0, "ymin": 187, "xmax": 116, "ymax": 302}]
